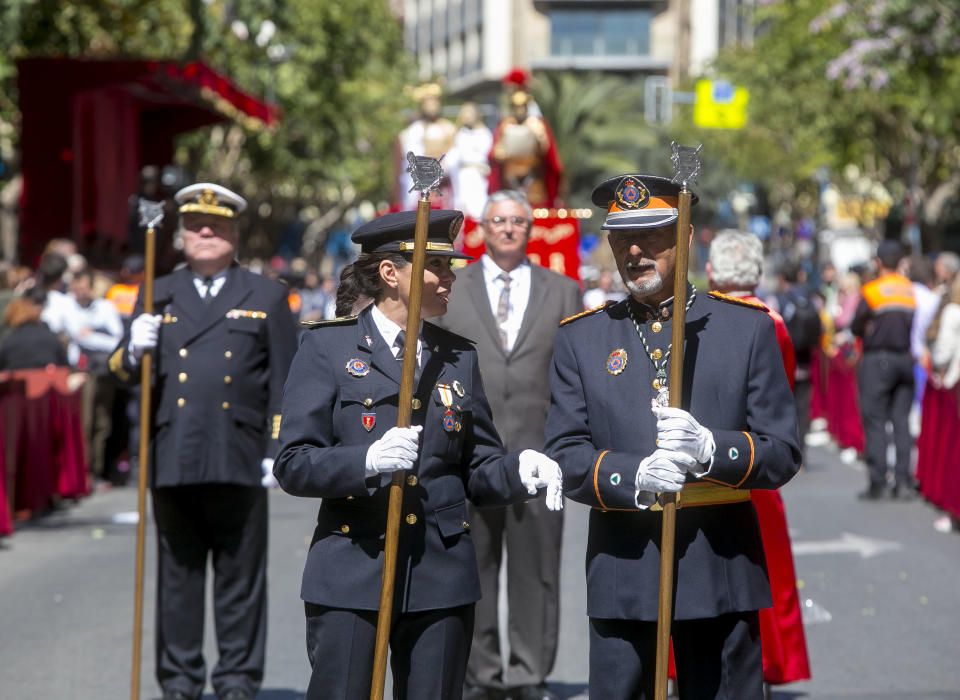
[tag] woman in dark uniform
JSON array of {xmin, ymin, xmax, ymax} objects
[{"xmin": 274, "ymin": 210, "xmax": 563, "ymax": 700}]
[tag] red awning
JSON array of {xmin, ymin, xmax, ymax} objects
[{"xmin": 17, "ymin": 57, "xmax": 278, "ymax": 265}]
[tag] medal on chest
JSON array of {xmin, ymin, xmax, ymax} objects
[
  {"xmin": 628, "ymin": 288, "xmax": 697, "ymax": 407},
  {"xmin": 436, "ymin": 383, "xmax": 461, "ymax": 433}
]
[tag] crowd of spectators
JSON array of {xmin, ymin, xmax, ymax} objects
[{"xmin": 0, "ymin": 241, "xmax": 344, "ymax": 531}]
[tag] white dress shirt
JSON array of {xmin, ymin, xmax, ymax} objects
[
  {"xmin": 64, "ymin": 298, "xmax": 125, "ymax": 368},
  {"xmin": 371, "ymin": 304, "xmax": 422, "ymax": 366},
  {"xmin": 192, "ymin": 270, "xmax": 228, "ymax": 299},
  {"xmin": 481, "ymin": 255, "xmax": 531, "ymax": 353}
]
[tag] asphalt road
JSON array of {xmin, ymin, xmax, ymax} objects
[{"xmin": 1, "ymin": 436, "xmax": 959, "ymax": 699}]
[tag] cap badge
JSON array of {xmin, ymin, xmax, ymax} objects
[
  {"xmin": 346, "ymin": 358, "xmax": 370, "ymax": 377},
  {"xmin": 615, "ymin": 178, "xmax": 649, "ymax": 210},
  {"xmin": 606, "ymin": 348, "xmax": 628, "ymax": 375},
  {"xmin": 199, "ymin": 189, "xmax": 219, "ymax": 207},
  {"xmin": 361, "ymin": 412, "xmax": 376, "ymax": 432}
]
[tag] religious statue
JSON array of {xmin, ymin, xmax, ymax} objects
[
  {"xmin": 488, "ymin": 70, "xmax": 563, "ymax": 208},
  {"xmin": 448, "ymin": 102, "xmax": 493, "ymax": 221},
  {"xmin": 395, "ymin": 83, "xmax": 456, "ymax": 210}
]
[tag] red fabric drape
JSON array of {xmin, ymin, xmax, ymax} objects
[
  {"xmin": 825, "ymin": 351, "xmax": 865, "ymax": 453},
  {"xmin": 0, "ymin": 368, "xmax": 88, "ymax": 519},
  {"xmin": 0, "ymin": 423, "xmax": 11, "ymax": 537},
  {"xmin": 72, "ymin": 88, "xmax": 141, "ymax": 255},
  {"xmin": 916, "ymin": 381, "xmax": 960, "ymax": 519}
]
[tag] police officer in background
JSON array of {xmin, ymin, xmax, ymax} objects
[
  {"xmin": 544, "ymin": 174, "xmax": 801, "ymax": 699},
  {"xmin": 851, "ymin": 239, "xmax": 916, "ymax": 500},
  {"xmin": 110, "ymin": 183, "xmax": 298, "ymax": 700}
]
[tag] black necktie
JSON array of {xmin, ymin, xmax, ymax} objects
[
  {"xmin": 394, "ymin": 330, "xmax": 421, "ymax": 382},
  {"xmin": 200, "ymin": 277, "xmax": 214, "ymax": 304}
]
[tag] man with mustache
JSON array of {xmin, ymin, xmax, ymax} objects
[{"xmin": 544, "ymin": 174, "xmax": 802, "ymax": 699}]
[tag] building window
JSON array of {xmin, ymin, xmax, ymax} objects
[{"xmin": 549, "ymin": 9, "xmax": 652, "ymax": 57}]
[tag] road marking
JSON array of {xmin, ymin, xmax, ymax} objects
[{"xmin": 792, "ymin": 532, "xmax": 902, "ymax": 559}]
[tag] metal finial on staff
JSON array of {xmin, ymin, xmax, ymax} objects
[
  {"xmin": 654, "ymin": 142, "xmax": 703, "ymax": 700},
  {"xmin": 370, "ymin": 154, "xmax": 444, "ymax": 700},
  {"xmin": 130, "ymin": 197, "xmax": 164, "ymax": 700}
]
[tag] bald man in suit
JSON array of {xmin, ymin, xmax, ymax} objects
[{"xmin": 438, "ymin": 191, "xmax": 582, "ymax": 700}]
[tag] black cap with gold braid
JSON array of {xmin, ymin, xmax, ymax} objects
[{"xmin": 351, "ymin": 210, "xmax": 472, "ymax": 260}]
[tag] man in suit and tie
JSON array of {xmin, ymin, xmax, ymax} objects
[
  {"xmin": 109, "ymin": 183, "xmax": 298, "ymax": 700},
  {"xmin": 438, "ymin": 190, "xmax": 582, "ymax": 700}
]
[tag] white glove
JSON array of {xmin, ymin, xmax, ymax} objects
[
  {"xmin": 365, "ymin": 425, "xmax": 422, "ymax": 477},
  {"xmin": 260, "ymin": 458, "xmax": 278, "ymax": 488},
  {"xmin": 518, "ymin": 449, "xmax": 564, "ymax": 512},
  {"xmin": 653, "ymin": 405, "xmax": 715, "ymax": 473},
  {"xmin": 635, "ymin": 448, "xmax": 693, "ymax": 498},
  {"xmin": 129, "ymin": 313, "xmax": 161, "ymax": 359}
]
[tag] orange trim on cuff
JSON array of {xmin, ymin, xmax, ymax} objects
[
  {"xmin": 734, "ymin": 432, "xmax": 755, "ymax": 488},
  {"xmin": 593, "ymin": 450, "xmax": 610, "ymax": 510}
]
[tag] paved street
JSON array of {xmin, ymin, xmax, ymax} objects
[{"xmin": 2, "ymin": 437, "xmax": 959, "ymax": 699}]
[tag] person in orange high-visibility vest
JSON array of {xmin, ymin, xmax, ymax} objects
[{"xmin": 851, "ymin": 239, "xmax": 916, "ymax": 501}]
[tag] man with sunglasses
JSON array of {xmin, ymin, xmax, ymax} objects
[
  {"xmin": 110, "ymin": 183, "xmax": 298, "ymax": 700},
  {"xmin": 438, "ymin": 190, "xmax": 581, "ymax": 700}
]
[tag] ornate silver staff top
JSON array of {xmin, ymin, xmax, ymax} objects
[
  {"xmin": 405, "ymin": 151, "xmax": 444, "ymax": 199},
  {"xmin": 138, "ymin": 199, "xmax": 166, "ymax": 230},
  {"xmin": 670, "ymin": 142, "xmax": 703, "ymax": 192}
]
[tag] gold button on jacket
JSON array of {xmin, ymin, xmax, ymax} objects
[{"xmin": 405, "ymin": 514, "xmax": 418, "ymax": 525}]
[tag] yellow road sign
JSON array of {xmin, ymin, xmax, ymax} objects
[{"xmin": 693, "ymin": 80, "xmax": 749, "ymax": 129}]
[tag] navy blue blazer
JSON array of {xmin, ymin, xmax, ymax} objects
[
  {"xmin": 274, "ymin": 306, "xmax": 531, "ymax": 613},
  {"xmin": 544, "ymin": 292, "xmax": 801, "ymax": 621},
  {"xmin": 110, "ymin": 265, "xmax": 298, "ymax": 487}
]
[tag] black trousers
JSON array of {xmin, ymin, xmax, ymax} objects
[
  {"xmin": 858, "ymin": 351, "xmax": 915, "ymax": 489},
  {"xmin": 305, "ymin": 603, "xmax": 473, "ymax": 700},
  {"xmin": 152, "ymin": 485, "xmax": 268, "ymax": 698},
  {"xmin": 466, "ymin": 496, "xmax": 562, "ymax": 690},
  {"xmin": 588, "ymin": 612, "xmax": 762, "ymax": 700}
]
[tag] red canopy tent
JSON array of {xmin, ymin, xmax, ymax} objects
[{"xmin": 16, "ymin": 57, "xmax": 278, "ymax": 265}]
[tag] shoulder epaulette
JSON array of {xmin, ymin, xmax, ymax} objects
[
  {"xmin": 560, "ymin": 302, "xmax": 612, "ymax": 327},
  {"xmin": 707, "ymin": 291, "xmax": 768, "ymax": 311},
  {"xmin": 300, "ymin": 315, "xmax": 358, "ymax": 329}
]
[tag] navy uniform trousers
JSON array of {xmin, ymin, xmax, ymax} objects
[
  {"xmin": 275, "ymin": 307, "xmax": 534, "ymax": 700},
  {"xmin": 111, "ymin": 264, "xmax": 297, "ymax": 698},
  {"xmin": 544, "ymin": 293, "xmax": 802, "ymax": 700}
]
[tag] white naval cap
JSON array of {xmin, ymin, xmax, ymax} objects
[{"xmin": 175, "ymin": 183, "xmax": 247, "ymax": 219}]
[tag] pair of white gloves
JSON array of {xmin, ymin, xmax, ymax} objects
[
  {"xmin": 635, "ymin": 404, "xmax": 716, "ymax": 504},
  {"xmin": 365, "ymin": 425, "xmax": 564, "ymax": 511}
]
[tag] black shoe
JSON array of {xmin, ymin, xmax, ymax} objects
[
  {"xmin": 858, "ymin": 485, "xmax": 886, "ymax": 501},
  {"xmin": 890, "ymin": 484, "xmax": 917, "ymax": 501},
  {"xmin": 511, "ymin": 685, "xmax": 560, "ymax": 700},
  {"xmin": 219, "ymin": 689, "xmax": 253, "ymax": 700}
]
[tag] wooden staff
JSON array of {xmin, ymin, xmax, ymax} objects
[
  {"xmin": 370, "ymin": 154, "xmax": 441, "ymax": 700},
  {"xmin": 654, "ymin": 144, "xmax": 702, "ymax": 700},
  {"xmin": 131, "ymin": 201, "xmax": 163, "ymax": 700}
]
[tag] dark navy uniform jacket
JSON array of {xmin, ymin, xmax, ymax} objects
[
  {"xmin": 274, "ymin": 306, "xmax": 531, "ymax": 613},
  {"xmin": 110, "ymin": 264, "xmax": 298, "ymax": 487},
  {"xmin": 544, "ymin": 291, "xmax": 801, "ymax": 621}
]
